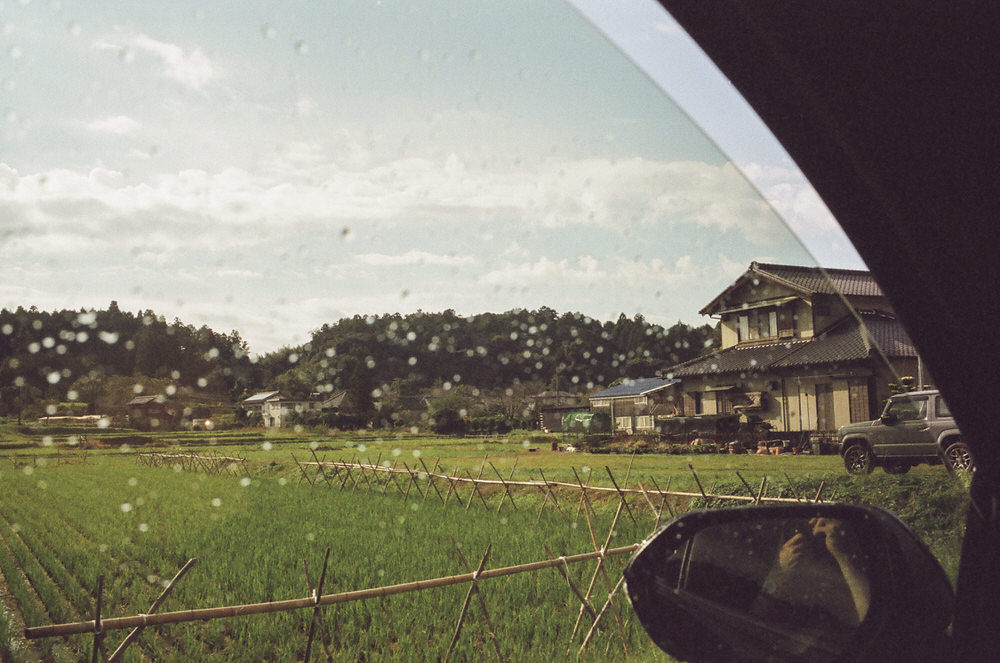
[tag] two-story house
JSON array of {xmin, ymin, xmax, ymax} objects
[
  {"xmin": 588, "ymin": 378, "xmax": 680, "ymax": 433},
  {"xmin": 242, "ymin": 390, "xmax": 347, "ymax": 428},
  {"xmin": 662, "ymin": 262, "xmax": 921, "ymax": 438}
]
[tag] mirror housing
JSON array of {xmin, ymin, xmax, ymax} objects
[{"xmin": 624, "ymin": 504, "xmax": 953, "ymax": 663}]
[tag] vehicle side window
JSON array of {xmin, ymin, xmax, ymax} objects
[
  {"xmin": 936, "ymin": 398, "xmax": 951, "ymax": 418},
  {"xmin": 888, "ymin": 398, "xmax": 927, "ymax": 422}
]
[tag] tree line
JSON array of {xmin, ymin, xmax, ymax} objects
[{"xmin": 0, "ymin": 303, "xmax": 717, "ymax": 422}]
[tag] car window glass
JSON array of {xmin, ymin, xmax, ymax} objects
[
  {"xmin": 936, "ymin": 398, "xmax": 952, "ymax": 419},
  {"xmin": 0, "ymin": 1, "xmax": 965, "ymax": 661},
  {"xmin": 887, "ymin": 398, "xmax": 927, "ymax": 422}
]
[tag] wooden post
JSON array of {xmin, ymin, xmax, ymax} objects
[
  {"xmin": 577, "ymin": 574, "xmax": 627, "ymax": 656},
  {"xmin": 444, "ymin": 544, "xmax": 494, "ymax": 663},
  {"xmin": 604, "ymin": 467, "xmax": 637, "ymax": 525},
  {"xmin": 688, "ymin": 464, "xmax": 710, "ymax": 507},
  {"xmin": 735, "ymin": 471, "xmax": 756, "ymax": 499},
  {"xmin": 465, "ymin": 457, "xmax": 489, "ymax": 511},
  {"xmin": 91, "ymin": 575, "xmax": 106, "ymax": 663},
  {"xmin": 291, "ymin": 454, "xmax": 314, "ymax": 486},
  {"xmin": 450, "ymin": 539, "xmax": 504, "ymax": 663},
  {"xmin": 303, "ymin": 548, "xmax": 330, "ymax": 663},
  {"xmin": 419, "ymin": 457, "xmax": 445, "ymax": 504},
  {"xmin": 568, "ymin": 500, "xmax": 624, "ymax": 651},
  {"xmin": 755, "ymin": 476, "xmax": 768, "ymax": 505},
  {"xmin": 356, "ymin": 459, "xmax": 376, "ymax": 493},
  {"xmin": 635, "ymin": 481, "xmax": 659, "ymax": 521},
  {"xmin": 537, "ymin": 470, "xmax": 566, "ymax": 520},
  {"xmin": 543, "ymin": 545, "xmax": 597, "ymax": 620},
  {"xmin": 108, "ymin": 559, "xmax": 197, "ymax": 663},
  {"xmin": 490, "ymin": 462, "xmax": 517, "ymax": 513},
  {"xmin": 783, "ymin": 472, "xmax": 802, "ymax": 501},
  {"xmin": 309, "ymin": 449, "xmax": 332, "ymax": 487},
  {"xmin": 443, "ymin": 467, "xmax": 460, "ymax": 507},
  {"xmin": 386, "ymin": 460, "xmax": 407, "ymax": 498},
  {"xmin": 572, "ymin": 466, "xmax": 592, "ymax": 521}
]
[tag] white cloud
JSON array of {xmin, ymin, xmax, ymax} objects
[
  {"xmin": 739, "ymin": 161, "xmax": 865, "ymax": 268},
  {"xmin": 215, "ymin": 269, "xmax": 260, "ymax": 279},
  {"xmin": 355, "ymin": 250, "xmax": 475, "ymax": 267},
  {"xmin": 479, "ymin": 255, "xmax": 698, "ymax": 288},
  {"xmin": 132, "ymin": 34, "xmax": 219, "ymax": 89},
  {"xmin": 87, "ymin": 115, "xmax": 141, "ymax": 136},
  {"xmin": 1, "ymin": 151, "xmax": 782, "ymax": 262},
  {"xmin": 94, "ymin": 30, "xmax": 219, "ymax": 90}
]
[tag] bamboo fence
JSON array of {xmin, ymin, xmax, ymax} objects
[
  {"xmin": 293, "ymin": 450, "xmax": 826, "ymax": 523},
  {"xmin": 21, "ymin": 451, "xmax": 828, "ymax": 660},
  {"xmin": 2, "ymin": 451, "xmax": 90, "ymax": 468},
  {"xmin": 135, "ymin": 452, "xmax": 250, "ymax": 476}
]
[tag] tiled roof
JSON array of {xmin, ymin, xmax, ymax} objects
[
  {"xmin": 752, "ymin": 262, "xmax": 884, "ymax": 297},
  {"xmin": 860, "ymin": 313, "xmax": 919, "ymax": 358},
  {"xmin": 700, "ymin": 262, "xmax": 885, "ymax": 315},
  {"xmin": 127, "ymin": 395, "xmax": 159, "ymax": 406},
  {"xmin": 664, "ymin": 341, "xmax": 810, "ymax": 378},
  {"xmin": 663, "ymin": 313, "xmax": 916, "ymax": 378},
  {"xmin": 590, "ymin": 377, "xmax": 679, "ymax": 399},
  {"xmin": 241, "ymin": 390, "xmax": 280, "ymax": 404}
]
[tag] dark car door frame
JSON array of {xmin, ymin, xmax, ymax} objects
[{"xmin": 656, "ymin": 3, "xmax": 1000, "ymax": 661}]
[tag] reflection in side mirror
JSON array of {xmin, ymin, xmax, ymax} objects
[{"xmin": 624, "ymin": 505, "xmax": 953, "ymax": 663}]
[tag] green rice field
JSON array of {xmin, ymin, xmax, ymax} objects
[{"xmin": 0, "ymin": 427, "xmax": 971, "ymax": 662}]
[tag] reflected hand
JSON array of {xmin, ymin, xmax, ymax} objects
[
  {"xmin": 777, "ymin": 532, "xmax": 810, "ymax": 570},
  {"xmin": 810, "ymin": 517, "xmax": 849, "ymax": 559}
]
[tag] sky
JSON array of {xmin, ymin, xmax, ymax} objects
[{"xmin": 1, "ymin": 0, "xmax": 863, "ymax": 355}]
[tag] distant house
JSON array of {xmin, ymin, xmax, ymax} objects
[
  {"xmin": 242, "ymin": 390, "xmax": 347, "ymax": 428},
  {"xmin": 241, "ymin": 391, "xmax": 280, "ymax": 415},
  {"xmin": 127, "ymin": 395, "xmax": 169, "ymax": 429},
  {"xmin": 662, "ymin": 262, "xmax": 921, "ymax": 438},
  {"xmin": 530, "ymin": 390, "xmax": 584, "ymax": 432},
  {"xmin": 588, "ymin": 378, "xmax": 680, "ymax": 433}
]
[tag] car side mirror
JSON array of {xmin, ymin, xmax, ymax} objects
[
  {"xmin": 880, "ymin": 412, "xmax": 898, "ymax": 425},
  {"xmin": 624, "ymin": 504, "xmax": 953, "ymax": 663}
]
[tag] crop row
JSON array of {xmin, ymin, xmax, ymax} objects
[{"xmin": 0, "ymin": 458, "xmax": 662, "ymax": 661}]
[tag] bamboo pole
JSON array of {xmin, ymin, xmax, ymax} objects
[
  {"xmin": 107, "ymin": 558, "xmax": 197, "ymax": 663},
  {"xmin": 489, "ymin": 462, "xmax": 516, "ymax": 513},
  {"xmin": 303, "ymin": 548, "xmax": 330, "ymax": 663},
  {"xmin": 450, "ymin": 540, "xmax": 503, "ymax": 663},
  {"xmin": 445, "ymin": 545, "xmax": 492, "ymax": 663},
  {"xmin": 604, "ymin": 467, "xmax": 636, "ymax": 525},
  {"xmin": 537, "ymin": 470, "xmax": 566, "ymax": 520},
  {"xmin": 419, "ymin": 457, "xmax": 445, "ymax": 504},
  {"xmin": 91, "ymin": 575, "xmax": 105, "ymax": 663},
  {"xmin": 578, "ymin": 574, "xmax": 627, "ymax": 657},
  {"xmin": 688, "ymin": 464, "xmax": 710, "ymax": 507},
  {"xmin": 783, "ymin": 472, "xmax": 802, "ymax": 502},
  {"xmin": 543, "ymin": 545, "xmax": 596, "ymax": 620},
  {"xmin": 26, "ymin": 545, "xmax": 641, "ymax": 639}
]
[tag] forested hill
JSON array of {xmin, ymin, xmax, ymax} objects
[
  {"xmin": 256, "ymin": 308, "xmax": 717, "ymax": 409},
  {"xmin": 0, "ymin": 303, "xmax": 717, "ymax": 415},
  {"xmin": 0, "ymin": 302, "xmax": 261, "ymax": 416}
]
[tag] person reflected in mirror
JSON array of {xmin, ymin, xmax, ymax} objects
[{"xmin": 753, "ymin": 517, "xmax": 871, "ymax": 627}]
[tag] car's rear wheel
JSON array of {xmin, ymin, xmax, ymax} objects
[
  {"xmin": 844, "ymin": 444, "xmax": 874, "ymax": 475},
  {"xmin": 944, "ymin": 440, "xmax": 975, "ymax": 472}
]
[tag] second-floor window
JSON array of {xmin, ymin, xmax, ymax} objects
[{"xmin": 738, "ymin": 309, "xmax": 779, "ymax": 342}]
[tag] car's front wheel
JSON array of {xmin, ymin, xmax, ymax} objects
[
  {"xmin": 943, "ymin": 440, "xmax": 975, "ymax": 472},
  {"xmin": 844, "ymin": 444, "xmax": 874, "ymax": 475}
]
